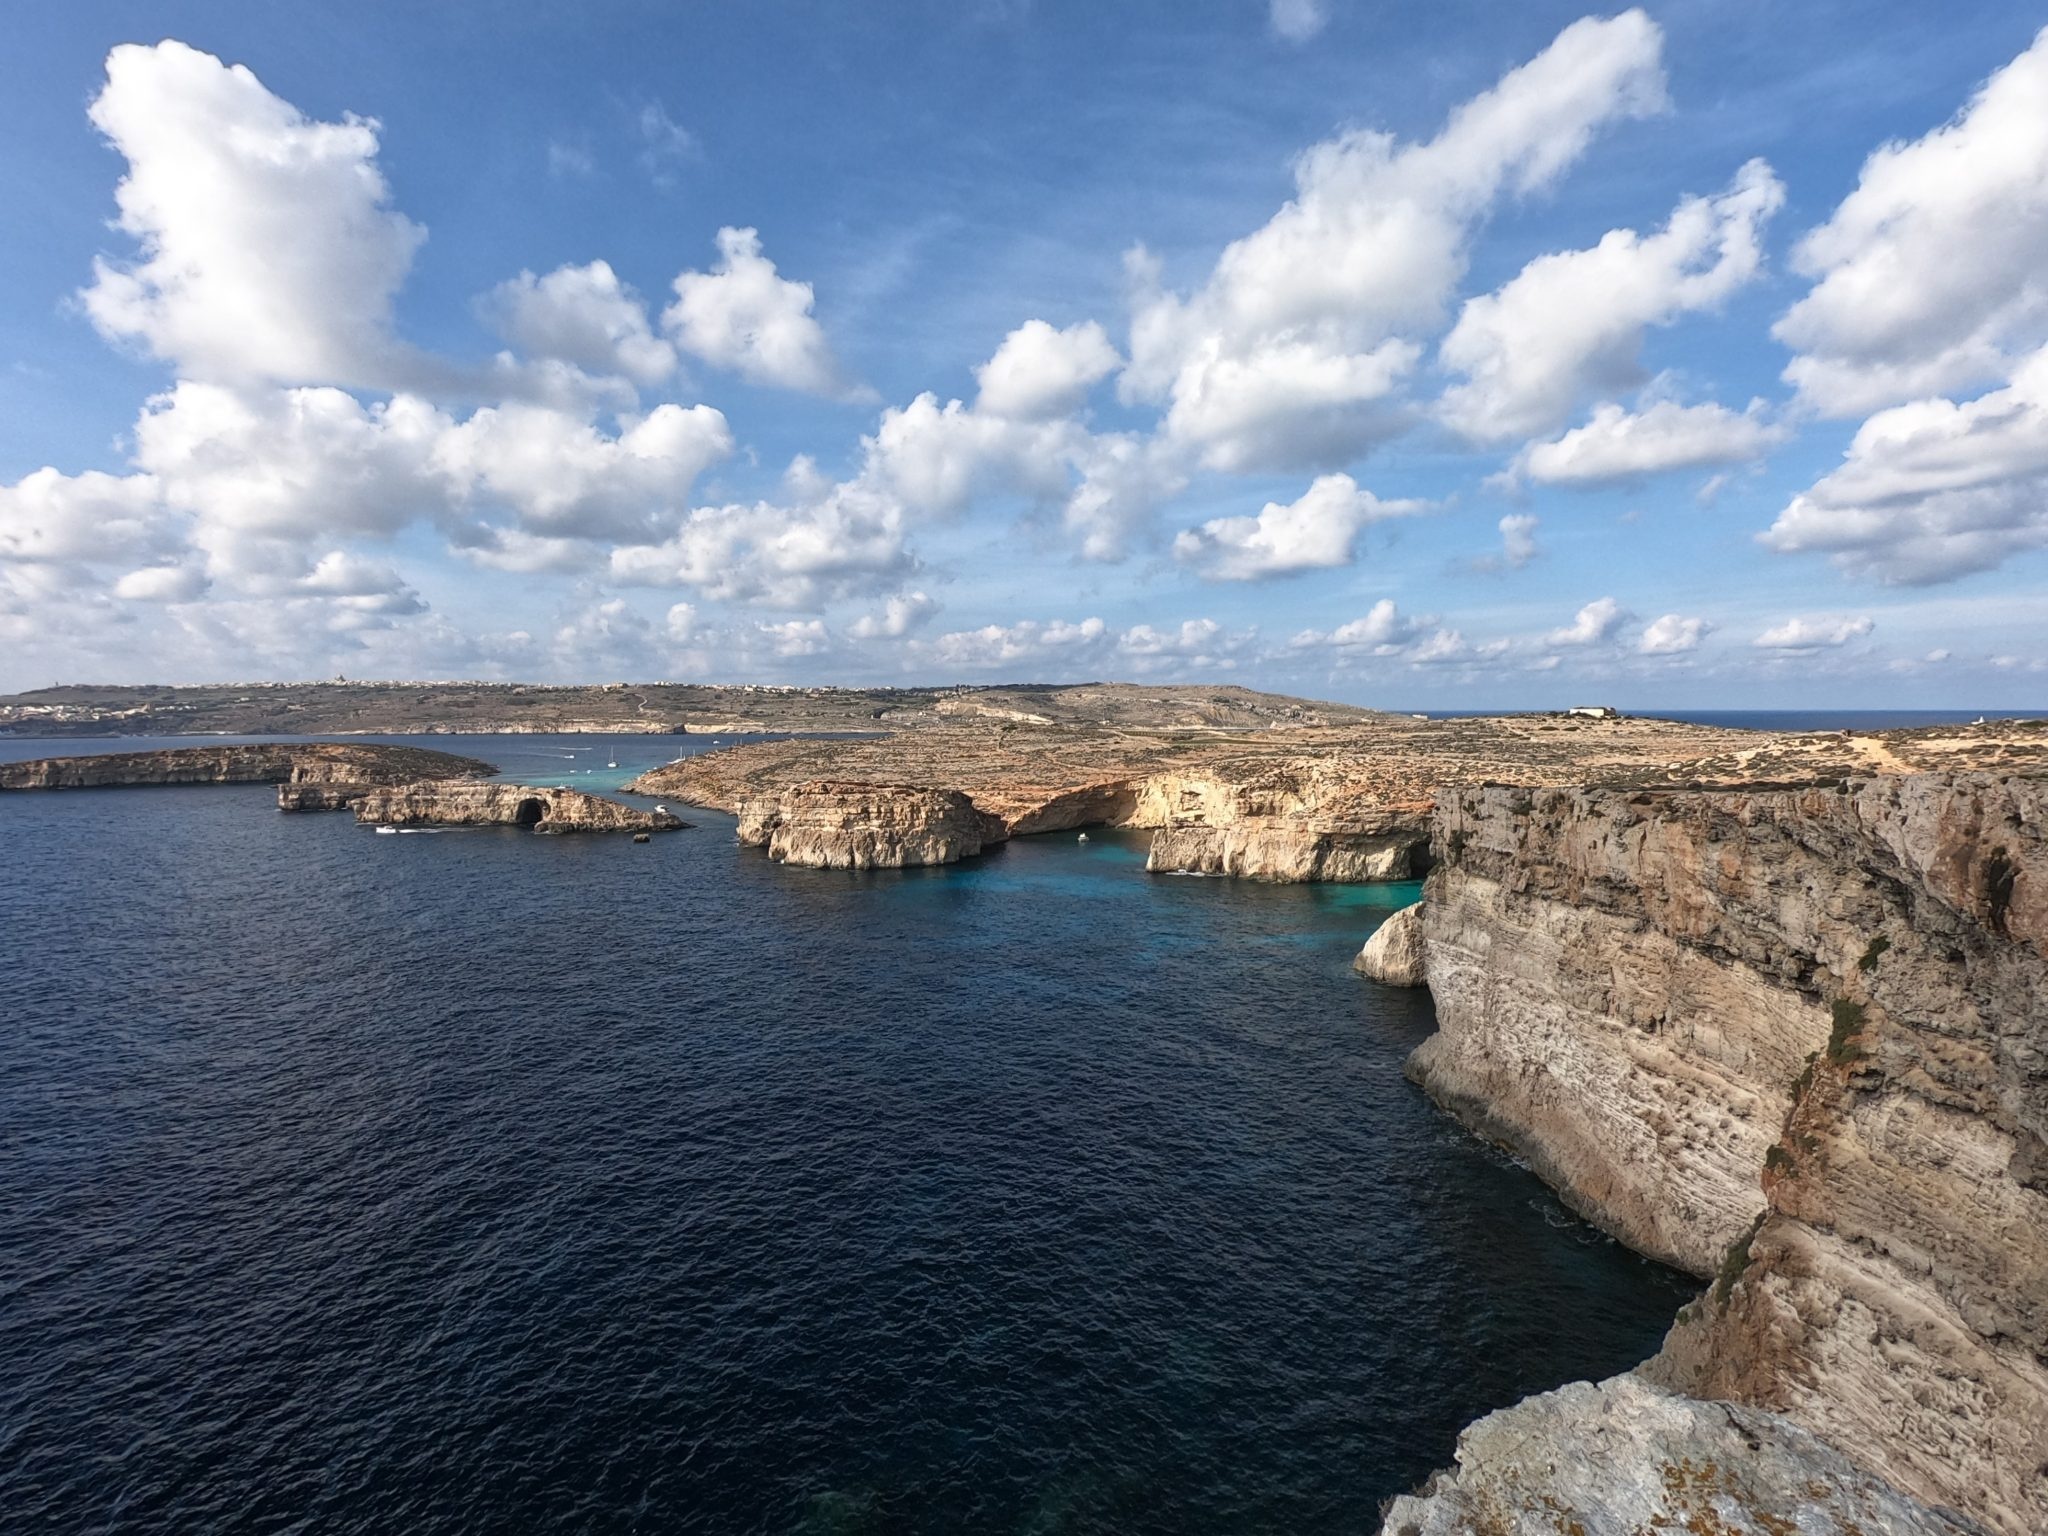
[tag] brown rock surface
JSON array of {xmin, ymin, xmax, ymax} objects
[
  {"xmin": 632, "ymin": 711, "xmax": 1783, "ymax": 881},
  {"xmin": 735, "ymin": 782, "xmax": 998, "ymax": 868},
  {"xmin": 351, "ymin": 780, "xmax": 686, "ymax": 833}
]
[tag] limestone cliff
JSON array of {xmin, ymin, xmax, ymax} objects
[
  {"xmin": 1379, "ymin": 1373, "xmax": 1982, "ymax": 1536},
  {"xmin": 735, "ymin": 782, "xmax": 998, "ymax": 868},
  {"xmin": 1393, "ymin": 773, "xmax": 2047, "ymax": 1536},
  {"xmin": 351, "ymin": 780, "xmax": 685, "ymax": 834}
]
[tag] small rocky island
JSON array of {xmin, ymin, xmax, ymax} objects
[
  {"xmin": 348, "ymin": 780, "xmax": 686, "ymax": 834},
  {"xmin": 2, "ymin": 741, "xmax": 682, "ymax": 837},
  {"xmin": 0, "ymin": 741, "xmax": 495, "ymax": 799}
]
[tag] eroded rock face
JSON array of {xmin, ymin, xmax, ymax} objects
[
  {"xmin": 1378, "ymin": 1373, "xmax": 1982, "ymax": 1536},
  {"xmin": 735, "ymin": 782, "xmax": 997, "ymax": 868},
  {"xmin": 1407, "ymin": 773, "xmax": 2048, "ymax": 1536},
  {"xmin": 351, "ymin": 780, "xmax": 684, "ymax": 833},
  {"xmin": 1354, "ymin": 902, "xmax": 1426, "ymax": 986}
]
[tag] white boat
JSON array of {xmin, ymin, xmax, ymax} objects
[
  {"xmin": 1077, "ymin": 832, "xmax": 1090, "ymax": 843},
  {"xmin": 375, "ymin": 825, "xmax": 398, "ymax": 835},
  {"xmin": 607, "ymin": 759, "xmax": 618, "ymax": 769}
]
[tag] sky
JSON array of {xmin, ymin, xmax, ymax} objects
[{"xmin": 1, "ymin": 1, "xmax": 2044, "ymax": 709}]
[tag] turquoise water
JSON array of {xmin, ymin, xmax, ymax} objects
[{"xmin": 0, "ymin": 734, "xmax": 1689, "ymax": 1534}]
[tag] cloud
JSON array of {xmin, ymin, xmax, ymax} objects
[
  {"xmin": 1515, "ymin": 398, "xmax": 1786, "ymax": 486},
  {"xmin": 607, "ymin": 469, "xmax": 915, "ymax": 608},
  {"xmin": 1753, "ymin": 614, "xmax": 1874, "ymax": 650},
  {"xmin": 1547, "ymin": 595, "xmax": 1629, "ymax": 646},
  {"xmin": 1761, "ymin": 344, "xmax": 2048, "ymax": 583},
  {"xmin": 974, "ymin": 320, "xmax": 1121, "ymax": 421},
  {"xmin": 0, "ymin": 466, "xmax": 173, "ymax": 567},
  {"xmin": 113, "ymin": 562, "xmax": 209, "ymax": 603},
  {"xmin": 1638, "ymin": 612, "xmax": 1711, "ymax": 654},
  {"xmin": 546, "ymin": 138, "xmax": 596, "ymax": 179},
  {"xmin": 1062, "ymin": 431, "xmax": 1188, "ymax": 562},
  {"xmin": 663, "ymin": 227, "xmax": 863, "ymax": 398},
  {"xmin": 1492, "ymin": 512, "xmax": 1540, "ymax": 569},
  {"xmin": 759, "ymin": 618, "xmax": 831, "ymax": 657},
  {"xmin": 637, "ymin": 101, "xmax": 696, "ymax": 186},
  {"xmin": 848, "ymin": 590, "xmax": 939, "ymax": 639},
  {"xmin": 1289, "ymin": 598, "xmax": 1428, "ymax": 653},
  {"xmin": 482, "ymin": 262, "xmax": 676, "ymax": 387},
  {"xmin": 1121, "ymin": 10, "xmax": 1668, "ymax": 471},
  {"xmin": 432, "ymin": 399, "xmax": 733, "ymax": 543},
  {"xmin": 1268, "ymin": 0, "xmax": 1328, "ymax": 43},
  {"xmin": 1173, "ymin": 472, "xmax": 1426, "ymax": 580},
  {"xmin": 79, "ymin": 41, "xmax": 425, "ymax": 391},
  {"xmin": 1439, "ymin": 159, "xmax": 1783, "ymax": 442},
  {"xmin": 1776, "ymin": 28, "xmax": 2048, "ymax": 417},
  {"xmin": 931, "ymin": 615, "xmax": 1111, "ymax": 668}
]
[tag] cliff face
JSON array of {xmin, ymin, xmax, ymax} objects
[
  {"xmin": 1144, "ymin": 820, "xmax": 1424, "ymax": 880},
  {"xmin": 1, "ymin": 742, "xmax": 494, "ymax": 792},
  {"xmin": 1380, "ymin": 1373, "xmax": 1980, "ymax": 1536},
  {"xmin": 351, "ymin": 780, "xmax": 685, "ymax": 833},
  {"xmin": 735, "ymin": 782, "xmax": 997, "ymax": 868},
  {"xmin": 1398, "ymin": 773, "xmax": 2047, "ymax": 1536}
]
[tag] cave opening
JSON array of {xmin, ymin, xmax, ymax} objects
[{"xmin": 514, "ymin": 797, "xmax": 545, "ymax": 828}]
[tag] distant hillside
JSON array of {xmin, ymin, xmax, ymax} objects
[{"xmin": 0, "ymin": 680, "xmax": 1391, "ymax": 738}]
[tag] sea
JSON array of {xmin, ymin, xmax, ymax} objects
[{"xmin": 1, "ymin": 731, "xmax": 1705, "ymax": 1534}]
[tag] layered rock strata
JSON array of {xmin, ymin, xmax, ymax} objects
[
  {"xmin": 1379, "ymin": 1373, "xmax": 1982, "ymax": 1536},
  {"xmin": 351, "ymin": 780, "xmax": 685, "ymax": 833},
  {"xmin": 1, "ymin": 742, "xmax": 494, "ymax": 793},
  {"xmin": 735, "ymin": 782, "xmax": 997, "ymax": 869},
  {"xmin": 1391, "ymin": 772, "xmax": 2047, "ymax": 1536}
]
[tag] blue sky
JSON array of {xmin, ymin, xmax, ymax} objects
[{"xmin": 1, "ymin": 1, "xmax": 2044, "ymax": 707}]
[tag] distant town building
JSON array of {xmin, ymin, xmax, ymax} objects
[{"xmin": 1567, "ymin": 705, "xmax": 1621, "ymax": 720}]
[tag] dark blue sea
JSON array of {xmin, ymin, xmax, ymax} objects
[{"xmin": 1, "ymin": 733, "xmax": 1693, "ymax": 1535}]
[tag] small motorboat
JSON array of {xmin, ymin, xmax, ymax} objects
[
  {"xmin": 1077, "ymin": 832, "xmax": 1090, "ymax": 843},
  {"xmin": 374, "ymin": 825, "xmax": 398, "ymax": 835}
]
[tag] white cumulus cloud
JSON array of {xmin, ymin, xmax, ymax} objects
[
  {"xmin": 1515, "ymin": 398, "xmax": 1786, "ymax": 486},
  {"xmin": 1121, "ymin": 10, "xmax": 1668, "ymax": 471},
  {"xmin": 1638, "ymin": 613, "xmax": 1711, "ymax": 654},
  {"xmin": 663, "ymin": 227, "xmax": 862, "ymax": 398},
  {"xmin": 1753, "ymin": 615, "xmax": 1874, "ymax": 650},
  {"xmin": 1547, "ymin": 595, "xmax": 1630, "ymax": 646},
  {"xmin": 1776, "ymin": 28, "xmax": 2048, "ymax": 417},
  {"xmin": 482, "ymin": 261, "xmax": 677, "ymax": 387},
  {"xmin": 79, "ymin": 40, "xmax": 426, "ymax": 389},
  {"xmin": 1761, "ymin": 344, "xmax": 2048, "ymax": 583},
  {"xmin": 975, "ymin": 319, "xmax": 1122, "ymax": 421},
  {"xmin": 1174, "ymin": 473, "xmax": 1425, "ymax": 580},
  {"xmin": 1439, "ymin": 159, "xmax": 1783, "ymax": 442}
]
